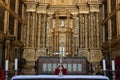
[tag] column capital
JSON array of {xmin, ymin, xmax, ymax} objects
[
  {"xmin": 77, "ymin": 3, "xmax": 89, "ymax": 14},
  {"xmin": 37, "ymin": 3, "xmax": 49, "ymax": 14},
  {"xmin": 88, "ymin": 2, "xmax": 101, "ymax": 13},
  {"xmin": 24, "ymin": 1, "xmax": 38, "ymax": 12}
]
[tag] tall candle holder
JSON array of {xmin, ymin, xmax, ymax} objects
[
  {"xmin": 112, "ymin": 70, "xmax": 115, "ymax": 80},
  {"xmin": 5, "ymin": 70, "xmax": 9, "ymax": 80},
  {"xmin": 103, "ymin": 70, "xmax": 106, "ymax": 76},
  {"xmin": 15, "ymin": 70, "xmax": 18, "ymax": 75},
  {"xmin": 112, "ymin": 60, "xmax": 115, "ymax": 80}
]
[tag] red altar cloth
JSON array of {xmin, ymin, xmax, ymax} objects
[{"xmin": 55, "ymin": 65, "xmax": 67, "ymax": 75}]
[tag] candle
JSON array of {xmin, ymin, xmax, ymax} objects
[
  {"xmin": 5, "ymin": 60, "xmax": 9, "ymax": 71},
  {"xmin": 102, "ymin": 59, "xmax": 106, "ymax": 71},
  {"xmin": 112, "ymin": 60, "xmax": 115, "ymax": 71},
  {"xmin": 15, "ymin": 58, "xmax": 18, "ymax": 70}
]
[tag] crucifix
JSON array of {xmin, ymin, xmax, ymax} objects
[{"xmin": 59, "ymin": 46, "xmax": 64, "ymax": 76}]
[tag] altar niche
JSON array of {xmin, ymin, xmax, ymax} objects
[{"xmin": 36, "ymin": 57, "xmax": 88, "ymax": 75}]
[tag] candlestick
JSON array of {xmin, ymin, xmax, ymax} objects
[
  {"xmin": 15, "ymin": 58, "xmax": 18, "ymax": 70},
  {"xmin": 5, "ymin": 60, "xmax": 9, "ymax": 71},
  {"xmin": 112, "ymin": 60, "xmax": 115, "ymax": 71},
  {"xmin": 102, "ymin": 59, "xmax": 106, "ymax": 71}
]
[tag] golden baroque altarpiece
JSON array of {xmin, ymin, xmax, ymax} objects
[{"xmin": 22, "ymin": 0, "xmax": 103, "ymax": 74}]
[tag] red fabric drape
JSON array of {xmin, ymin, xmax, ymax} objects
[{"xmin": 55, "ymin": 65, "xmax": 67, "ymax": 75}]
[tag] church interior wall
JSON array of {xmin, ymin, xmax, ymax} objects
[{"xmin": 0, "ymin": 0, "xmax": 120, "ymax": 75}]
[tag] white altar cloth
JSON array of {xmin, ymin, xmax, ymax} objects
[{"xmin": 12, "ymin": 75, "xmax": 109, "ymax": 80}]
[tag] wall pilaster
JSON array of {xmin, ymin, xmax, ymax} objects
[
  {"xmin": 37, "ymin": 13, "xmax": 42, "ymax": 48},
  {"xmin": 31, "ymin": 12, "xmax": 36, "ymax": 47},
  {"xmin": 26, "ymin": 12, "xmax": 30, "ymax": 47},
  {"xmin": 42, "ymin": 14, "xmax": 47, "ymax": 48},
  {"xmin": 4, "ymin": 0, "xmax": 10, "ymax": 34},
  {"xmin": 107, "ymin": 0, "xmax": 112, "ymax": 39},
  {"xmin": 79, "ymin": 14, "xmax": 83, "ymax": 48},
  {"xmin": 14, "ymin": 0, "xmax": 19, "ymax": 38},
  {"xmin": 47, "ymin": 15, "xmax": 53, "ymax": 55},
  {"xmin": 25, "ymin": 2, "xmax": 37, "ymax": 47},
  {"xmin": 84, "ymin": 14, "xmax": 88, "ymax": 48},
  {"xmin": 116, "ymin": 1, "xmax": 120, "ymax": 36},
  {"xmin": 96, "ymin": 13, "xmax": 100, "ymax": 48},
  {"xmin": 90, "ymin": 13, "xmax": 94, "ymax": 48}
]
